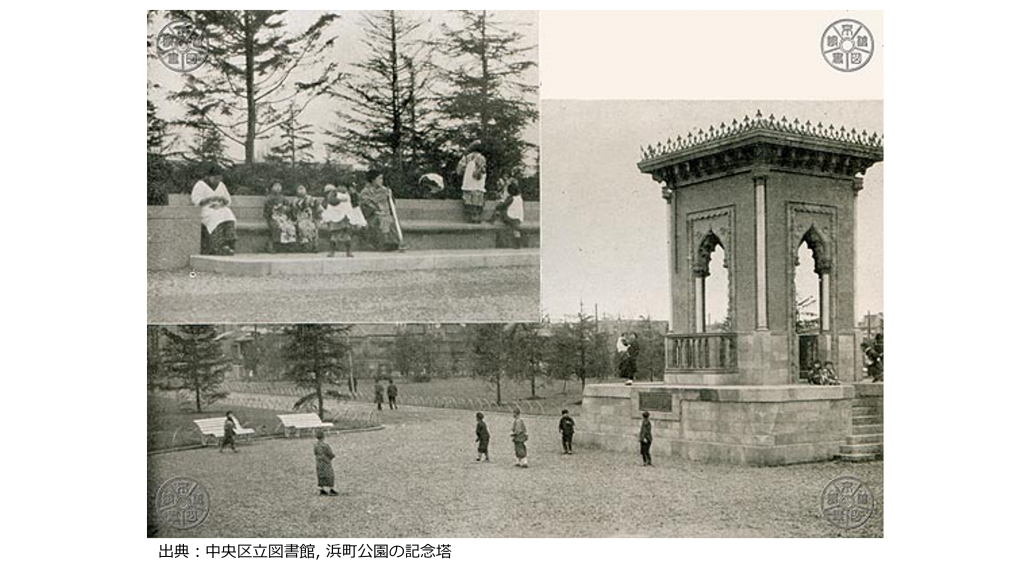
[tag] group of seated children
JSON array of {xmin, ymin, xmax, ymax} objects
[
  {"xmin": 264, "ymin": 181, "xmax": 378, "ymax": 258},
  {"xmin": 807, "ymin": 360, "xmax": 840, "ymax": 385}
]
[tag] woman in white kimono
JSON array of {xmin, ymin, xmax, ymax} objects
[{"xmin": 190, "ymin": 165, "xmax": 236, "ymax": 256}]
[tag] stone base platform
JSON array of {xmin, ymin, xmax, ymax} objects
[
  {"xmin": 577, "ymin": 382, "xmax": 855, "ymax": 466},
  {"xmin": 190, "ymin": 248, "xmax": 539, "ymax": 277}
]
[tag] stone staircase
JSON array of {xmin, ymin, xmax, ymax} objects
[{"xmin": 839, "ymin": 382, "xmax": 883, "ymax": 462}]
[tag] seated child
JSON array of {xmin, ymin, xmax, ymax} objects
[
  {"xmin": 320, "ymin": 184, "xmax": 367, "ymax": 257},
  {"xmin": 492, "ymin": 181, "xmax": 525, "ymax": 248},
  {"xmin": 292, "ymin": 185, "xmax": 323, "ymax": 253}
]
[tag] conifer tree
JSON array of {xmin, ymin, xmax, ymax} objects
[{"xmin": 159, "ymin": 325, "xmax": 231, "ymax": 413}]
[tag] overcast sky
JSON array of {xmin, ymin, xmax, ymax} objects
[
  {"xmin": 540, "ymin": 100, "xmax": 883, "ymax": 324},
  {"xmin": 147, "ymin": 10, "xmax": 539, "ymax": 166}
]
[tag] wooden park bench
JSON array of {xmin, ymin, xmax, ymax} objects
[
  {"xmin": 277, "ymin": 413, "xmax": 334, "ymax": 437},
  {"xmin": 193, "ymin": 416, "xmax": 255, "ymax": 446}
]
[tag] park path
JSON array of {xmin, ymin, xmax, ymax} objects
[
  {"xmin": 149, "ymin": 399, "xmax": 882, "ymax": 538},
  {"xmin": 147, "ymin": 265, "xmax": 538, "ymax": 323}
]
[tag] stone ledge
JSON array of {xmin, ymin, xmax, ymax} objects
[
  {"xmin": 585, "ymin": 383, "xmax": 853, "ymax": 402},
  {"xmin": 853, "ymin": 382, "xmax": 884, "ymax": 398},
  {"xmin": 582, "ymin": 384, "xmax": 635, "ymax": 399},
  {"xmin": 190, "ymin": 249, "xmax": 539, "ymax": 277},
  {"xmin": 233, "ymin": 220, "xmax": 541, "ymax": 233}
]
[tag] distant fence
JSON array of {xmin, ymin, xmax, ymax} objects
[{"xmin": 222, "ymin": 381, "xmax": 566, "ymax": 417}]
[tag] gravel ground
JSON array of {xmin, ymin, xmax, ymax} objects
[
  {"xmin": 147, "ymin": 265, "xmax": 540, "ymax": 323},
  {"xmin": 147, "ymin": 395, "xmax": 379, "ymax": 452},
  {"xmin": 148, "ymin": 404, "xmax": 882, "ymax": 538}
]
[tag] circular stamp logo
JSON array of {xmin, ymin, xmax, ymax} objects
[
  {"xmin": 156, "ymin": 19, "xmax": 210, "ymax": 73},
  {"xmin": 155, "ymin": 476, "xmax": 210, "ymax": 530},
  {"xmin": 821, "ymin": 19, "xmax": 874, "ymax": 73},
  {"xmin": 821, "ymin": 476, "xmax": 874, "ymax": 529}
]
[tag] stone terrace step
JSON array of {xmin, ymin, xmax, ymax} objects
[
  {"xmin": 852, "ymin": 423, "xmax": 883, "ymax": 436},
  {"xmin": 837, "ymin": 452, "xmax": 881, "ymax": 462},
  {"xmin": 846, "ymin": 433, "xmax": 884, "ymax": 445},
  {"xmin": 840, "ymin": 443, "xmax": 883, "ymax": 456},
  {"xmin": 853, "ymin": 405, "xmax": 883, "ymax": 416},
  {"xmin": 852, "ymin": 415, "xmax": 883, "ymax": 425},
  {"xmin": 190, "ymin": 248, "xmax": 539, "ymax": 277}
]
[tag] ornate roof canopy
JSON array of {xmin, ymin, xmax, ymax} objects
[{"xmin": 637, "ymin": 110, "xmax": 884, "ymax": 189}]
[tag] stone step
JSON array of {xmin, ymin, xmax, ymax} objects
[
  {"xmin": 190, "ymin": 248, "xmax": 539, "ymax": 277},
  {"xmin": 845, "ymin": 433, "xmax": 883, "ymax": 445},
  {"xmin": 234, "ymin": 220, "xmax": 540, "ymax": 253},
  {"xmin": 840, "ymin": 443, "xmax": 883, "ymax": 456},
  {"xmin": 852, "ymin": 423, "xmax": 883, "ymax": 435},
  {"xmin": 852, "ymin": 405, "xmax": 883, "ymax": 416},
  {"xmin": 837, "ymin": 451, "xmax": 881, "ymax": 462},
  {"xmin": 852, "ymin": 415, "xmax": 883, "ymax": 426}
]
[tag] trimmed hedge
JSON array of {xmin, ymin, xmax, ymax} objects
[{"xmin": 147, "ymin": 156, "xmax": 539, "ymax": 205}]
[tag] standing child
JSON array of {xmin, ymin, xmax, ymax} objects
[
  {"xmin": 320, "ymin": 184, "xmax": 367, "ymax": 257},
  {"xmin": 457, "ymin": 141, "xmax": 487, "ymax": 223},
  {"xmin": 373, "ymin": 377, "xmax": 385, "ymax": 411},
  {"xmin": 387, "ymin": 379, "xmax": 398, "ymax": 410},
  {"xmin": 220, "ymin": 411, "xmax": 237, "ymax": 453},
  {"xmin": 511, "ymin": 407, "xmax": 529, "ymax": 468},
  {"xmin": 475, "ymin": 412, "xmax": 490, "ymax": 462},
  {"xmin": 619, "ymin": 333, "xmax": 638, "ymax": 385},
  {"xmin": 313, "ymin": 429, "xmax": 338, "ymax": 496},
  {"xmin": 558, "ymin": 409, "xmax": 575, "ymax": 454},
  {"xmin": 639, "ymin": 411, "xmax": 653, "ymax": 466}
]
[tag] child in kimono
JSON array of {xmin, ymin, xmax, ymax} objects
[
  {"xmin": 457, "ymin": 141, "xmax": 487, "ymax": 223},
  {"xmin": 313, "ymin": 429, "xmax": 338, "ymax": 496},
  {"xmin": 821, "ymin": 361, "xmax": 840, "ymax": 385},
  {"xmin": 387, "ymin": 379, "xmax": 398, "ymax": 410},
  {"xmin": 808, "ymin": 361, "xmax": 824, "ymax": 385},
  {"xmin": 292, "ymin": 185, "xmax": 322, "ymax": 253},
  {"xmin": 475, "ymin": 412, "xmax": 490, "ymax": 462},
  {"xmin": 220, "ymin": 411, "xmax": 237, "ymax": 453},
  {"xmin": 558, "ymin": 409, "xmax": 575, "ymax": 454},
  {"xmin": 320, "ymin": 184, "xmax": 367, "ymax": 257},
  {"xmin": 639, "ymin": 411, "xmax": 653, "ymax": 466},
  {"xmin": 511, "ymin": 407, "xmax": 528, "ymax": 468},
  {"xmin": 373, "ymin": 377, "xmax": 386, "ymax": 411},
  {"xmin": 264, "ymin": 182, "xmax": 297, "ymax": 252},
  {"xmin": 491, "ymin": 181, "xmax": 526, "ymax": 248}
]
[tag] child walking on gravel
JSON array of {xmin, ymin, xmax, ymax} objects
[{"xmin": 475, "ymin": 412, "xmax": 490, "ymax": 462}]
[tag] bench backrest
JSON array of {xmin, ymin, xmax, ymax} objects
[
  {"xmin": 194, "ymin": 418, "xmax": 229, "ymax": 436},
  {"xmin": 277, "ymin": 413, "xmax": 328, "ymax": 428},
  {"xmin": 168, "ymin": 195, "xmax": 539, "ymax": 224}
]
